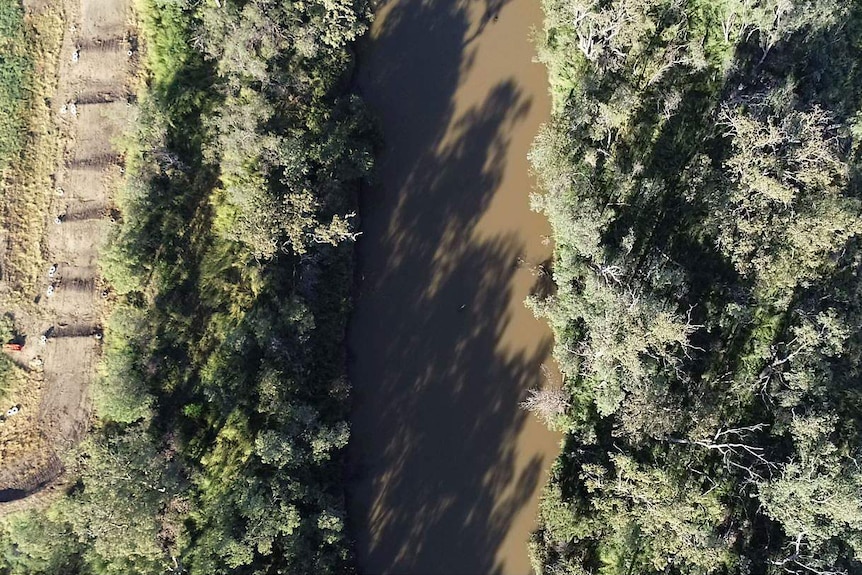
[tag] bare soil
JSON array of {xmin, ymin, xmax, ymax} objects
[
  {"xmin": 79, "ymin": 0, "xmax": 129, "ymax": 40},
  {"xmin": 66, "ymin": 48, "xmax": 133, "ymax": 100},
  {"xmin": 0, "ymin": 0, "xmax": 134, "ymax": 509},
  {"xmin": 69, "ymin": 102, "xmax": 131, "ymax": 161},
  {"xmin": 61, "ymin": 168, "xmax": 117, "ymax": 203}
]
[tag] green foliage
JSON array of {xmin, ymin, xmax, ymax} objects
[
  {"xmin": 586, "ymin": 454, "xmax": 733, "ymax": 573},
  {"xmin": 93, "ymin": 306, "xmax": 153, "ymax": 424},
  {"xmin": 0, "ymin": 427, "xmax": 176, "ymax": 575},
  {"xmin": 529, "ymin": 0, "xmax": 862, "ymax": 573},
  {"xmin": 760, "ymin": 415, "xmax": 862, "ymax": 549},
  {"xmin": 0, "ymin": 509, "xmax": 83, "ymax": 574},
  {"xmin": 197, "ymin": 0, "xmax": 371, "ymax": 259},
  {"xmin": 1, "ymin": 0, "xmax": 371, "ymax": 571},
  {"xmin": 0, "ymin": 0, "xmax": 31, "ymax": 174},
  {"xmin": 61, "ymin": 427, "xmax": 177, "ymax": 574},
  {"xmin": 0, "ymin": 314, "xmax": 19, "ymax": 400},
  {"xmin": 702, "ymin": 94, "xmax": 862, "ymax": 300}
]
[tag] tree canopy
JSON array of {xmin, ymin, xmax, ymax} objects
[
  {"xmin": 1, "ymin": 0, "xmax": 372, "ymax": 572},
  {"xmin": 528, "ymin": 0, "xmax": 862, "ymax": 573}
]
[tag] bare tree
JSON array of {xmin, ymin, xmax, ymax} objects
[
  {"xmin": 521, "ymin": 365, "xmax": 569, "ymax": 427},
  {"xmin": 668, "ymin": 424, "xmax": 777, "ymax": 482},
  {"xmin": 771, "ymin": 533, "xmax": 848, "ymax": 575}
]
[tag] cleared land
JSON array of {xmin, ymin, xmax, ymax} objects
[{"xmin": 0, "ymin": 0, "xmax": 134, "ymax": 507}]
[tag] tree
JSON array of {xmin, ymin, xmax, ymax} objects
[
  {"xmin": 581, "ymin": 454, "xmax": 734, "ymax": 574},
  {"xmin": 709, "ymin": 93, "xmax": 862, "ymax": 297},
  {"xmin": 528, "ymin": 1, "xmax": 862, "ymax": 573},
  {"xmin": 759, "ymin": 414, "xmax": 862, "ymax": 574},
  {"xmin": 534, "ymin": 268, "xmax": 697, "ymax": 436},
  {"xmin": 0, "ymin": 510, "xmax": 82, "ymax": 575},
  {"xmin": 63, "ymin": 426, "xmax": 177, "ymax": 574},
  {"xmin": 94, "ymin": 306, "xmax": 154, "ymax": 424},
  {"xmin": 521, "ymin": 386, "xmax": 570, "ymax": 429}
]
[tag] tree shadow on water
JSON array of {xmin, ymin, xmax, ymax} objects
[{"xmin": 347, "ymin": 0, "xmax": 553, "ymax": 573}]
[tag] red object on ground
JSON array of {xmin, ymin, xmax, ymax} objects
[{"xmin": 3, "ymin": 343, "xmax": 22, "ymax": 352}]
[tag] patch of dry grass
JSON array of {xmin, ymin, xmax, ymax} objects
[
  {"xmin": 0, "ymin": 4, "xmax": 64, "ymax": 487},
  {"xmin": 0, "ymin": 6, "xmax": 63, "ymax": 300},
  {"xmin": 0, "ymin": 362, "xmax": 45, "ymax": 466}
]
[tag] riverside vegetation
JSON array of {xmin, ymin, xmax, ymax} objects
[
  {"xmin": 526, "ymin": 0, "xmax": 862, "ymax": 573},
  {"xmin": 0, "ymin": 0, "xmax": 373, "ymax": 572}
]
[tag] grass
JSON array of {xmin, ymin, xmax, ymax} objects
[
  {"xmin": 0, "ymin": 1, "xmax": 63, "ymax": 297},
  {"xmin": 0, "ymin": 0, "xmax": 65, "ymax": 472},
  {"xmin": 0, "ymin": 0, "xmax": 30, "ymax": 173}
]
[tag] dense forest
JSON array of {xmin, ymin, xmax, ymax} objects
[
  {"xmin": 0, "ymin": 0, "xmax": 373, "ymax": 572},
  {"xmin": 526, "ymin": 0, "xmax": 862, "ymax": 573}
]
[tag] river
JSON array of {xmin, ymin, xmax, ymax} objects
[{"xmin": 346, "ymin": 0, "xmax": 560, "ymax": 571}]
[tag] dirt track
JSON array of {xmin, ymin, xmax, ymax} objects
[{"xmin": 0, "ymin": 0, "xmax": 134, "ymax": 506}]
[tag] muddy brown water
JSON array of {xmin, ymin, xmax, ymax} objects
[{"xmin": 346, "ymin": 0, "xmax": 561, "ymax": 572}]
